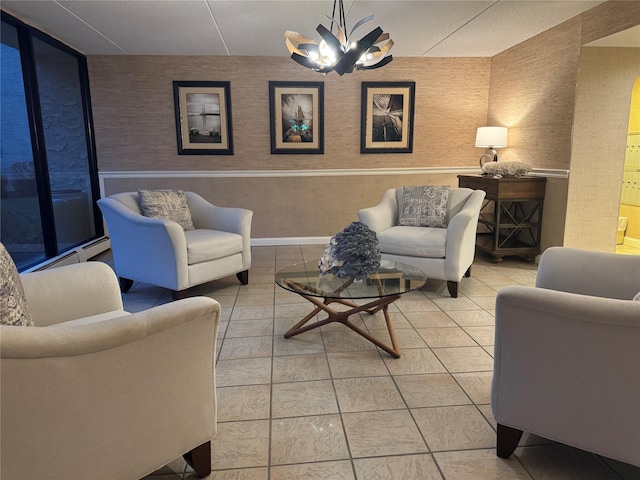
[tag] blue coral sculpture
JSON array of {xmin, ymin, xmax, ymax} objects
[{"xmin": 318, "ymin": 221, "xmax": 381, "ymax": 279}]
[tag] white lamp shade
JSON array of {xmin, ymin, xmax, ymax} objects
[{"xmin": 475, "ymin": 126, "xmax": 508, "ymax": 148}]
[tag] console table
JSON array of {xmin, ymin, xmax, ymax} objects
[{"xmin": 458, "ymin": 175, "xmax": 546, "ymax": 262}]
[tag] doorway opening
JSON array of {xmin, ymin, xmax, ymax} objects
[{"xmin": 616, "ymin": 76, "xmax": 640, "ymax": 255}]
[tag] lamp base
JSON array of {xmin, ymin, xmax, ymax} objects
[{"xmin": 478, "ymin": 152, "xmax": 496, "ymax": 169}]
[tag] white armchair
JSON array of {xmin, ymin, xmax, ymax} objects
[
  {"xmin": 98, "ymin": 191, "xmax": 252, "ymax": 299},
  {"xmin": 492, "ymin": 247, "xmax": 640, "ymax": 467},
  {"xmin": 0, "ymin": 261, "xmax": 220, "ymax": 479},
  {"xmin": 358, "ymin": 187, "xmax": 486, "ymax": 297}
]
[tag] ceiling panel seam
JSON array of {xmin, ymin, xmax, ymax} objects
[
  {"xmin": 206, "ymin": 0, "xmax": 230, "ymax": 56},
  {"xmin": 420, "ymin": 0, "xmax": 500, "ymax": 56},
  {"xmin": 55, "ymin": 0, "xmax": 129, "ymax": 54}
]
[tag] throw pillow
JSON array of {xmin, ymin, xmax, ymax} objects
[
  {"xmin": 399, "ymin": 185, "xmax": 450, "ymax": 228},
  {"xmin": 0, "ymin": 242, "xmax": 34, "ymax": 326},
  {"xmin": 633, "ymin": 291, "xmax": 640, "ymax": 301},
  {"xmin": 138, "ymin": 189, "xmax": 195, "ymax": 231}
]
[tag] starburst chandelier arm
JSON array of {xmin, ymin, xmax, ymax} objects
[
  {"xmin": 374, "ymin": 32, "xmax": 390, "ymax": 44},
  {"xmin": 358, "ymin": 55, "xmax": 393, "ymax": 70},
  {"xmin": 291, "ymin": 52, "xmax": 334, "ymax": 73},
  {"xmin": 349, "ymin": 15, "xmax": 374, "ymax": 38},
  {"xmin": 284, "ymin": 31, "xmax": 319, "ymax": 56},
  {"xmin": 316, "ymin": 24, "xmax": 344, "ymax": 53},
  {"xmin": 359, "ymin": 38, "xmax": 394, "ymax": 66},
  {"xmin": 326, "ymin": 16, "xmax": 347, "ymax": 46},
  {"xmin": 334, "ymin": 26, "xmax": 383, "ymax": 75}
]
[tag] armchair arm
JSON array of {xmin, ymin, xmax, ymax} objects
[
  {"xmin": 536, "ymin": 247, "xmax": 640, "ymax": 300},
  {"xmin": 187, "ymin": 192, "xmax": 253, "ymax": 269},
  {"xmin": 186, "ymin": 192, "xmax": 253, "ymax": 234},
  {"xmin": 20, "ymin": 262, "xmax": 123, "ymax": 327},
  {"xmin": 98, "ymin": 197, "xmax": 189, "ymax": 290},
  {"xmin": 0, "ymin": 297, "xmax": 220, "ymax": 480},
  {"xmin": 492, "ymin": 285, "xmax": 640, "ymax": 465},
  {"xmin": 444, "ymin": 190, "xmax": 485, "ymax": 280},
  {"xmin": 357, "ymin": 189, "xmax": 398, "ymax": 233}
]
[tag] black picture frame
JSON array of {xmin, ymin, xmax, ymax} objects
[
  {"xmin": 361, "ymin": 81, "xmax": 415, "ymax": 154},
  {"xmin": 173, "ymin": 80, "xmax": 233, "ymax": 155},
  {"xmin": 269, "ymin": 81, "xmax": 324, "ymax": 154}
]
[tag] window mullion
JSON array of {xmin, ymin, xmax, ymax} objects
[{"xmin": 16, "ymin": 26, "xmax": 57, "ymax": 257}]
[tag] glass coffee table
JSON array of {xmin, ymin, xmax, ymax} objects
[{"xmin": 275, "ymin": 261, "xmax": 427, "ymax": 358}]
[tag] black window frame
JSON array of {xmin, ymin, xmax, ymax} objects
[{"xmin": 1, "ymin": 10, "xmax": 103, "ymax": 269}]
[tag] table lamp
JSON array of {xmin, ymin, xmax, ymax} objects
[{"xmin": 476, "ymin": 126, "xmax": 508, "ymax": 168}]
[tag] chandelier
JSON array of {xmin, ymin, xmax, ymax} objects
[{"xmin": 284, "ymin": 0, "xmax": 394, "ymax": 76}]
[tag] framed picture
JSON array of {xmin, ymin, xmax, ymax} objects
[
  {"xmin": 173, "ymin": 81, "xmax": 233, "ymax": 155},
  {"xmin": 361, "ymin": 81, "xmax": 415, "ymax": 154},
  {"xmin": 269, "ymin": 81, "xmax": 324, "ymax": 154}
]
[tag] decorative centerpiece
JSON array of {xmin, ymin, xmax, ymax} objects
[
  {"xmin": 482, "ymin": 160, "xmax": 533, "ymax": 178},
  {"xmin": 318, "ymin": 221, "xmax": 381, "ymax": 280}
]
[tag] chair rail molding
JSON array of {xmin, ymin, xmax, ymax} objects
[{"xmin": 98, "ymin": 167, "xmax": 568, "ymax": 197}]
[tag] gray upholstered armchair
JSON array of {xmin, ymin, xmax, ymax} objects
[
  {"xmin": 1, "ymin": 261, "xmax": 220, "ymax": 479},
  {"xmin": 492, "ymin": 247, "xmax": 640, "ymax": 467},
  {"xmin": 98, "ymin": 191, "xmax": 252, "ymax": 299},
  {"xmin": 358, "ymin": 187, "xmax": 486, "ymax": 297}
]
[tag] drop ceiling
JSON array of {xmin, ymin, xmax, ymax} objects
[{"xmin": 0, "ymin": 0, "xmax": 623, "ymax": 58}]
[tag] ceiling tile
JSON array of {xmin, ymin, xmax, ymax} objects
[
  {"xmin": 1, "ymin": 0, "xmax": 126, "ymax": 54},
  {"xmin": 59, "ymin": 0, "xmax": 228, "ymax": 55}
]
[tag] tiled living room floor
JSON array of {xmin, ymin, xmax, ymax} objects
[{"xmin": 97, "ymin": 245, "xmax": 639, "ymax": 480}]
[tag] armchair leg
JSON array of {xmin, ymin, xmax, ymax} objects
[
  {"xmin": 446, "ymin": 281, "xmax": 458, "ymax": 298},
  {"xmin": 172, "ymin": 289, "xmax": 189, "ymax": 301},
  {"xmin": 183, "ymin": 440, "xmax": 211, "ymax": 478},
  {"xmin": 464, "ymin": 266, "xmax": 471, "ymax": 278},
  {"xmin": 496, "ymin": 423, "xmax": 523, "ymax": 459},
  {"xmin": 236, "ymin": 270, "xmax": 249, "ymax": 285},
  {"xmin": 118, "ymin": 277, "xmax": 133, "ymax": 293}
]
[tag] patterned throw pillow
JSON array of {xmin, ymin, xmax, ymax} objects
[
  {"xmin": 138, "ymin": 189, "xmax": 195, "ymax": 231},
  {"xmin": 633, "ymin": 291, "xmax": 640, "ymax": 301},
  {"xmin": 0, "ymin": 242, "xmax": 33, "ymax": 326},
  {"xmin": 399, "ymin": 185, "xmax": 450, "ymax": 228}
]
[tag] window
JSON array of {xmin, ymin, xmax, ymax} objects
[{"xmin": 0, "ymin": 12, "xmax": 101, "ymax": 270}]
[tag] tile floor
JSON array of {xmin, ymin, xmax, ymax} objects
[{"xmin": 96, "ymin": 246, "xmax": 640, "ymax": 480}]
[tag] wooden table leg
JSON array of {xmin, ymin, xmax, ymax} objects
[{"xmin": 284, "ymin": 293, "xmax": 402, "ymax": 358}]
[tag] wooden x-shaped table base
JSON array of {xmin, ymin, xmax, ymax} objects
[{"xmin": 284, "ymin": 293, "xmax": 402, "ymax": 358}]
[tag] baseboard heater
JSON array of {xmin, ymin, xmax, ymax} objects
[
  {"xmin": 26, "ymin": 236, "xmax": 111, "ymax": 272},
  {"xmin": 32, "ymin": 251, "xmax": 80, "ymax": 271}
]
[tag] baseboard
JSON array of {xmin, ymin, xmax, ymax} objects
[{"xmin": 622, "ymin": 236, "xmax": 640, "ymax": 248}]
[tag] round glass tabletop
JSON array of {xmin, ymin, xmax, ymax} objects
[{"xmin": 275, "ymin": 260, "xmax": 427, "ymax": 300}]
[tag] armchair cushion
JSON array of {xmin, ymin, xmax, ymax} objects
[
  {"xmin": 185, "ymin": 229, "xmax": 244, "ymax": 265},
  {"xmin": 138, "ymin": 189, "xmax": 195, "ymax": 231},
  {"xmin": 377, "ymin": 226, "xmax": 447, "ymax": 258},
  {"xmin": 398, "ymin": 185, "xmax": 450, "ymax": 227},
  {"xmin": 0, "ymin": 243, "xmax": 33, "ymax": 327}
]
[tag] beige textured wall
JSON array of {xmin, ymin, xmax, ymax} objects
[
  {"xmin": 487, "ymin": 1, "xmax": 640, "ymax": 251},
  {"xmin": 564, "ymin": 47, "xmax": 640, "ymax": 251},
  {"xmin": 88, "ymin": 56, "xmax": 490, "ymax": 172},
  {"xmin": 102, "ymin": 172, "xmax": 463, "ymax": 238},
  {"xmin": 89, "ymin": 55, "xmax": 491, "ymax": 238}
]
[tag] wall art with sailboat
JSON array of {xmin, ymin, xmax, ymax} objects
[
  {"xmin": 173, "ymin": 81, "xmax": 233, "ymax": 155},
  {"xmin": 269, "ymin": 81, "xmax": 324, "ymax": 154}
]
